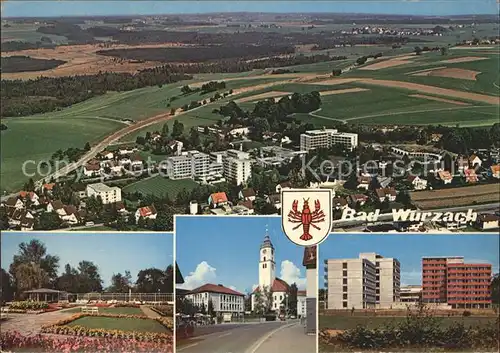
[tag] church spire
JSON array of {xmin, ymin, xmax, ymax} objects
[{"xmin": 261, "ymin": 224, "xmax": 274, "ymax": 249}]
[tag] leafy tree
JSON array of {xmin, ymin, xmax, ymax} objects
[
  {"xmin": 414, "ymin": 46, "xmax": 423, "ymax": 55},
  {"xmin": 84, "ymin": 142, "xmax": 91, "ymax": 151},
  {"xmin": 9, "ymin": 239, "xmax": 60, "ymax": 293},
  {"xmin": 161, "ymin": 123, "xmax": 170, "ymax": 137},
  {"xmin": 491, "ymin": 273, "xmax": 499, "ymax": 305},
  {"xmin": 1, "ymin": 268, "xmax": 15, "ymax": 302},
  {"xmin": 0, "ymin": 207, "xmax": 10, "ymax": 230},
  {"xmin": 189, "ymin": 128, "xmax": 201, "ymax": 148},
  {"xmin": 207, "ymin": 297, "xmax": 215, "ymax": 317},
  {"xmin": 253, "ymin": 289, "xmax": 265, "ymax": 315},
  {"xmin": 172, "ymin": 120, "xmax": 184, "ymax": 138},
  {"xmin": 108, "ymin": 271, "xmax": 132, "ymax": 293},
  {"xmin": 55, "ymin": 264, "xmax": 80, "ymax": 293},
  {"xmin": 77, "ymin": 260, "xmax": 103, "ymax": 293},
  {"xmin": 136, "ymin": 268, "xmax": 169, "ymax": 293}
]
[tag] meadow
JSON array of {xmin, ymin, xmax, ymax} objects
[{"xmin": 122, "ymin": 176, "xmax": 199, "ymax": 198}]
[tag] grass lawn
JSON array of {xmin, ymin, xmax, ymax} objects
[
  {"xmin": 319, "ymin": 315, "xmax": 497, "ymax": 330},
  {"xmin": 0, "ymin": 117, "xmax": 125, "ymax": 193},
  {"xmin": 67, "ymin": 316, "xmax": 168, "ymax": 333},
  {"xmin": 122, "ymin": 175, "xmax": 199, "ymax": 198},
  {"xmin": 64, "ymin": 307, "xmax": 143, "ymax": 315}
]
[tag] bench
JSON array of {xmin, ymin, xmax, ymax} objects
[{"xmin": 81, "ymin": 306, "xmax": 99, "ymax": 314}]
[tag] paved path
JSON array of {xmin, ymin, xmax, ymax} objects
[
  {"xmin": 0, "ymin": 309, "xmax": 75, "ymax": 336},
  {"xmin": 140, "ymin": 305, "xmax": 159, "ymax": 318},
  {"xmin": 177, "ymin": 320, "xmax": 312, "ymax": 353},
  {"xmin": 254, "ymin": 322, "xmax": 316, "ymax": 353}
]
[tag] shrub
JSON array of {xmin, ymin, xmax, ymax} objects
[{"xmin": 462, "ymin": 310, "xmax": 471, "ymax": 317}]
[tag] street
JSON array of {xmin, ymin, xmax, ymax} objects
[{"xmin": 177, "ymin": 320, "xmax": 315, "ymax": 353}]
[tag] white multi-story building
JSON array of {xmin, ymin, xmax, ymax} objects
[
  {"xmin": 359, "ymin": 253, "xmax": 401, "ymax": 308},
  {"xmin": 165, "ymin": 151, "xmax": 210, "ymax": 180},
  {"xmin": 300, "ymin": 129, "xmax": 358, "ymax": 152},
  {"xmin": 166, "ymin": 155, "xmax": 192, "ymax": 180},
  {"xmin": 324, "ymin": 253, "xmax": 400, "ymax": 309},
  {"xmin": 86, "ymin": 183, "xmax": 121, "ymax": 204},
  {"xmin": 223, "ymin": 149, "xmax": 252, "ymax": 186},
  {"xmin": 185, "ymin": 284, "xmax": 245, "ymax": 315},
  {"xmin": 297, "ymin": 290, "xmax": 307, "ymax": 318}
]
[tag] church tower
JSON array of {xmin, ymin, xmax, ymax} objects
[{"xmin": 259, "ymin": 226, "xmax": 275, "ymax": 289}]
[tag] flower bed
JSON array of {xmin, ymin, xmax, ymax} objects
[
  {"xmin": 41, "ymin": 313, "xmax": 174, "ymax": 342},
  {"xmin": 0, "ymin": 331, "xmax": 172, "ymax": 353},
  {"xmin": 9, "ymin": 301, "xmax": 49, "ymax": 310},
  {"xmin": 114, "ymin": 303, "xmax": 140, "ymax": 308},
  {"xmin": 150, "ymin": 305, "xmax": 173, "ymax": 316}
]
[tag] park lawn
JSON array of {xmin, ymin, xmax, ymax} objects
[
  {"xmin": 122, "ymin": 175, "xmax": 199, "ymax": 198},
  {"xmin": 64, "ymin": 307, "xmax": 144, "ymax": 315},
  {"xmin": 319, "ymin": 315, "xmax": 497, "ymax": 330},
  {"xmin": 66, "ymin": 316, "xmax": 168, "ymax": 333},
  {"xmin": 0, "ymin": 117, "xmax": 125, "ymax": 193}
]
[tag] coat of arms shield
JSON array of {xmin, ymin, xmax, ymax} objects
[{"xmin": 281, "ymin": 189, "xmax": 332, "ymax": 246}]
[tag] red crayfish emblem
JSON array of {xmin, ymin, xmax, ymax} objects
[{"xmin": 287, "ymin": 198, "xmax": 325, "ymax": 241}]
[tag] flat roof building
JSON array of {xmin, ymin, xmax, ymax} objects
[
  {"xmin": 86, "ymin": 183, "xmax": 121, "ymax": 204},
  {"xmin": 300, "ymin": 129, "xmax": 358, "ymax": 152},
  {"xmin": 422, "ymin": 256, "xmax": 492, "ymax": 308}
]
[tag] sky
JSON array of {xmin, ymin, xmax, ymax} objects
[
  {"xmin": 175, "ymin": 216, "xmax": 308, "ymax": 295},
  {"xmin": 319, "ymin": 233, "xmax": 500, "ymax": 288},
  {"xmin": 1, "ymin": 232, "xmax": 173, "ymax": 287},
  {"xmin": 1, "ymin": 1, "xmax": 498, "ymax": 18}
]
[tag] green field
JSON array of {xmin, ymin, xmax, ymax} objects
[
  {"xmin": 1, "ymin": 23, "xmax": 68, "ymax": 44},
  {"xmin": 122, "ymin": 175, "xmax": 199, "ymax": 198},
  {"xmin": 67, "ymin": 316, "xmax": 168, "ymax": 333},
  {"xmin": 64, "ymin": 307, "xmax": 143, "ymax": 315},
  {"xmin": 0, "ymin": 117, "xmax": 125, "ymax": 193},
  {"xmin": 320, "ymin": 315, "xmax": 497, "ymax": 330}
]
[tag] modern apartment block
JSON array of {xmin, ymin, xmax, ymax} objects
[
  {"xmin": 300, "ymin": 129, "xmax": 358, "ymax": 152},
  {"xmin": 360, "ymin": 253, "xmax": 401, "ymax": 307},
  {"xmin": 165, "ymin": 150, "xmax": 210, "ymax": 180},
  {"xmin": 223, "ymin": 149, "xmax": 252, "ymax": 185},
  {"xmin": 422, "ymin": 256, "xmax": 492, "ymax": 308},
  {"xmin": 400, "ymin": 285, "xmax": 422, "ymax": 304},
  {"xmin": 324, "ymin": 252, "xmax": 400, "ymax": 309},
  {"xmin": 86, "ymin": 183, "xmax": 122, "ymax": 204}
]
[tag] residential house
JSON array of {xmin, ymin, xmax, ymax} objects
[
  {"xmin": 464, "ymin": 168, "xmax": 478, "ymax": 183},
  {"xmin": 47, "ymin": 200, "xmax": 65, "ymax": 215},
  {"xmin": 98, "ymin": 151, "xmax": 114, "ymax": 160},
  {"xmin": 266, "ymin": 194, "xmax": 281, "ymax": 210},
  {"xmin": 19, "ymin": 191, "xmax": 40, "ymax": 206},
  {"xmin": 375, "ymin": 187, "xmax": 397, "ymax": 202},
  {"xmin": 437, "ymin": 170, "xmax": 453, "ymax": 184},
  {"xmin": 377, "ymin": 176, "xmax": 392, "ymax": 188},
  {"xmin": 490, "ymin": 165, "xmax": 500, "ymax": 179},
  {"xmin": 208, "ymin": 192, "xmax": 229, "ymax": 208},
  {"xmin": 61, "ymin": 205, "xmax": 80, "ymax": 225},
  {"xmin": 332, "ymin": 197, "xmax": 349, "ymax": 210},
  {"xmin": 135, "ymin": 205, "xmax": 157, "ymax": 223},
  {"xmin": 86, "ymin": 183, "xmax": 122, "ymax": 204},
  {"xmin": 130, "ymin": 154, "xmax": 144, "ymax": 169},
  {"xmin": 119, "ymin": 147, "xmax": 137, "ymax": 155},
  {"xmin": 42, "ymin": 183, "xmax": 55, "ymax": 194},
  {"xmin": 9, "ymin": 209, "xmax": 33, "ymax": 228},
  {"xmin": 468, "ymin": 154, "xmax": 482, "ymax": 168},
  {"xmin": 408, "ymin": 175, "xmax": 428, "ymax": 190},
  {"xmin": 71, "ymin": 183, "xmax": 87, "ymax": 199},
  {"xmin": 475, "ymin": 214, "xmax": 499, "ymax": 230},
  {"xmin": 348, "ymin": 194, "xmax": 369, "ymax": 207},
  {"xmin": 275, "ymin": 181, "xmax": 292, "ymax": 194},
  {"xmin": 4, "ymin": 197, "xmax": 24, "ymax": 210},
  {"xmin": 239, "ymin": 188, "xmax": 256, "ymax": 202},
  {"xmin": 237, "ymin": 200, "xmax": 254, "ymax": 214},
  {"xmin": 357, "ymin": 176, "xmax": 371, "ymax": 190},
  {"xmin": 20, "ymin": 217, "xmax": 35, "ymax": 231},
  {"xmin": 84, "ymin": 163, "xmax": 101, "ymax": 178}
]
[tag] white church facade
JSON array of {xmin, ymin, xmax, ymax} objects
[{"xmin": 251, "ymin": 232, "xmax": 303, "ymax": 316}]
